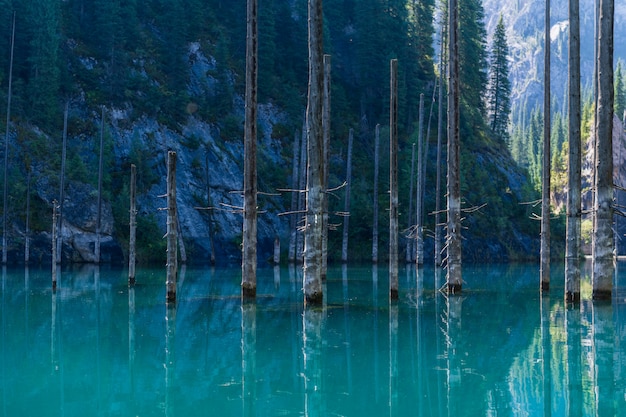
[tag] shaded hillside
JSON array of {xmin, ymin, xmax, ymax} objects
[{"xmin": 0, "ymin": 0, "xmax": 541, "ymax": 264}]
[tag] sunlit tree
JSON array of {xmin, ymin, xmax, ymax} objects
[{"xmin": 487, "ymin": 15, "xmax": 511, "ymax": 143}]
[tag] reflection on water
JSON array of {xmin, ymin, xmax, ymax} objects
[{"xmin": 1, "ymin": 263, "xmax": 626, "ymax": 416}]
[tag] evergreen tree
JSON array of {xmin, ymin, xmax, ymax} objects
[
  {"xmin": 487, "ymin": 15, "xmax": 512, "ymax": 143},
  {"xmin": 25, "ymin": 0, "xmax": 62, "ymax": 127},
  {"xmin": 459, "ymin": 0, "xmax": 488, "ymax": 127}
]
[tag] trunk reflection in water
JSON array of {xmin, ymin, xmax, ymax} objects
[{"xmin": 1, "ymin": 263, "xmax": 626, "ymax": 416}]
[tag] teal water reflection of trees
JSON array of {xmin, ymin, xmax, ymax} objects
[{"xmin": 1, "ymin": 264, "xmax": 626, "ymax": 415}]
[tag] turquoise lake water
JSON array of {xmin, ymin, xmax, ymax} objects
[{"xmin": 1, "ymin": 262, "xmax": 626, "ymax": 416}]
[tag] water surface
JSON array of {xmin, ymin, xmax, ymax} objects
[{"xmin": 1, "ymin": 263, "xmax": 626, "ymax": 416}]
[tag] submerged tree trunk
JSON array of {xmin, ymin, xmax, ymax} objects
[
  {"xmin": 372, "ymin": 124, "xmax": 380, "ymax": 263},
  {"xmin": 166, "ymin": 151, "xmax": 178, "ymax": 304},
  {"xmin": 242, "ymin": 0, "xmax": 258, "ymax": 299},
  {"xmin": 2, "ymin": 12, "xmax": 14, "ymax": 265},
  {"xmin": 435, "ymin": 22, "xmax": 446, "ymax": 267},
  {"xmin": 129, "ymin": 164, "xmax": 137, "ymax": 285},
  {"xmin": 52, "ymin": 201, "xmax": 58, "ymax": 290},
  {"xmin": 565, "ymin": 0, "xmax": 581, "ymax": 303},
  {"xmin": 406, "ymin": 143, "xmax": 415, "ymax": 263},
  {"xmin": 297, "ymin": 122, "xmax": 307, "ymax": 263},
  {"xmin": 288, "ymin": 129, "xmax": 300, "ymax": 263},
  {"xmin": 204, "ymin": 152, "xmax": 216, "ymax": 265},
  {"xmin": 95, "ymin": 107, "xmax": 104, "ymax": 264},
  {"xmin": 303, "ymin": 0, "xmax": 324, "ymax": 305},
  {"xmin": 341, "ymin": 129, "xmax": 353, "ymax": 263},
  {"xmin": 389, "ymin": 59, "xmax": 399, "ymax": 300},
  {"xmin": 322, "ymin": 54, "xmax": 331, "ymax": 278},
  {"xmin": 446, "ymin": 0, "xmax": 462, "ymax": 293},
  {"xmin": 177, "ymin": 218, "xmax": 187, "ymax": 264},
  {"xmin": 540, "ymin": 0, "xmax": 551, "ymax": 291},
  {"xmin": 25, "ymin": 169, "xmax": 30, "ymax": 264},
  {"xmin": 57, "ymin": 102, "xmax": 68, "ymax": 265},
  {"xmin": 592, "ymin": 0, "xmax": 614, "ymax": 300},
  {"xmin": 273, "ymin": 237, "xmax": 280, "ymax": 264},
  {"xmin": 416, "ymin": 93, "xmax": 425, "ymax": 265}
]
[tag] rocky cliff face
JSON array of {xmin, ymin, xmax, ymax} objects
[
  {"xmin": 19, "ymin": 42, "xmax": 290, "ymax": 266},
  {"xmin": 483, "ymin": 0, "xmax": 626, "ymax": 119}
]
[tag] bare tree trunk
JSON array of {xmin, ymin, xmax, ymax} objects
[
  {"xmin": 416, "ymin": 93, "xmax": 425, "ymax": 265},
  {"xmin": 52, "ymin": 200, "xmax": 58, "ymax": 290},
  {"xmin": 389, "ymin": 58, "xmax": 399, "ymax": 300},
  {"xmin": 166, "ymin": 151, "xmax": 178, "ymax": 304},
  {"xmin": 372, "ymin": 124, "xmax": 380, "ymax": 263},
  {"xmin": 540, "ymin": 0, "xmax": 551, "ymax": 291},
  {"xmin": 242, "ymin": 0, "xmax": 259, "ymax": 298},
  {"xmin": 2, "ymin": 12, "xmax": 14, "ymax": 265},
  {"xmin": 297, "ymin": 122, "xmax": 307, "ymax": 263},
  {"xmin": 446, "ymin": 0, "xmax": 462, "ymax": 293},
  {"xmin": 177, "ymin": 218, "xmax": 187, "ymax": 264},
  {"xmin": 25, "ymin": 169, "xmax": 30, "ymax": 264},
  {"xmin": 303, "ymin": 0, "xmax": 324, "ymax": 305},
  {"xmin": 435, "ymin": 44, "xmax": 445, "ymax": 267},
  {"xmin": 322, "ymin": 54, "xmax": 331, "ymax": 278},
  {"xmin": 565, "ymin": 0, "xmax": 581, "ymax": 303},
  {"xmin": 592, "ymin": 0, "xmax": 614, "ymax": 300},
  {"xmin": 95, "ymin": 107, "xmax": 104, "ymax": 264},
  {"xmin": 341, "ymin": 128, "xmax": 353, "ymax": 263},
  {"xmin": 288, "ymin": 130, "xmax": 300, "ymax": 263},
  {"xmin": 273, "ymin": 236, "xmax": 280, "ymax": 264},
  {"xmin": 204, "ymin": 151, "xmax": 216, "ymax": 264},
  {"xmin": 406, "ymin": 143, "xmax": 416, "ymax": 263},
  {"xmin": 57, "ymin": 102, "xmax": 68, "ymax": 265},
  {"xmin": 129, "ymin": 164, "xmax": 137, "ymax": 285}
]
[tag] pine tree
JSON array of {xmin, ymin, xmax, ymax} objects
[
  {"xmin": 26, "ymin": 0, "xmax": 62, "ymax": 127},
  {"xmin": 487, "ymin": 15, "xmax": 512, "ymax": 143},
  {"xmin": 459, "ymin": 0, "xmax": 488, "ymax": 124}
]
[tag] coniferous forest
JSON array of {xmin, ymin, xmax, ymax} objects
[{"xmin": 2, "ymin": 0, "xmax": 617, "ymax": 266}]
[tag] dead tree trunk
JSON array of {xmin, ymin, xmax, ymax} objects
[
  {"xmin": 52, "ymin": 200, "xmax": 58, "ymax": 290},
  {"xmin": 95, "ymin": 107, "xmax": 104, "ymax": 264},
  {"xmin": 416, "ymin": 93, "xmax": 425, "ymax": 265},
  {"xmin": 288, "ymin": 130, "xmax": 300, "ymax": 263},
  {"xmin": 297, "ymin": 122, "xmax": 307, "ymax": 263},
  {"xmin": 341, "ymin": 128, "xmax": 353, "ymax": 263},
  {"xmin": 129, "ymin": 164, "xmax": 137, "ymax": 285},
  {"xmin": 435, "ymin": 31, "xmax": 446, "ymax": 267},
  {"xmin": 372, "ymin": 124, "xmax": 380, "ymax": 263},
  {"xmin": 540, "ymin": 0, "xmax": 551, "ymax": 291},
  {"xmin": 57, "ymin": 102, "xmax": 68, "ymax": 265},
  {"xmin": 303, "ymin": 0, "xmax": 324, "ymax": 305},
  {"xmin": 565, "ymin": 0, "xmax": 581, "ymax": 303},
  {"xmin": 592, "ymin": 0, "xmax": 615, "ymax": 300},
  {"xmin": 166, "ymin": 151, "xmax": 178, "ymax": 304},
  {"xmin": 177, "ymin": 218, "xmax": 187, "ymax": 264},
  {"xmin": 389, "ymin": 58, "xmax": 399, "ymax": 300},
  {"xmin": 25, "ymin": 169, "xmax": 30, "ymax": 264},
  {"xmin": 446, "ymin": 0, "xmax": 462, "ymax": 293},
  {"xmin": 322, "ymin": 54, "xmax": 331, "ymax": 278},
  {"xmin": 406, "ymin": 143, "xmax": 416, "ymax": 263},
  {"xmin": 242, "ymin": 0, "xmax": 258, "ymax": 298},
  {"xmin": 2, "ymin": 11, "xmax": 14, "ymax": 265},
  {"xmin": 203, "ymin": 151, "xmax": 216, "ymax": 264},
  {"xmin": 273, "ymin": 236, "xmax": 280, "ymax": 264}
]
